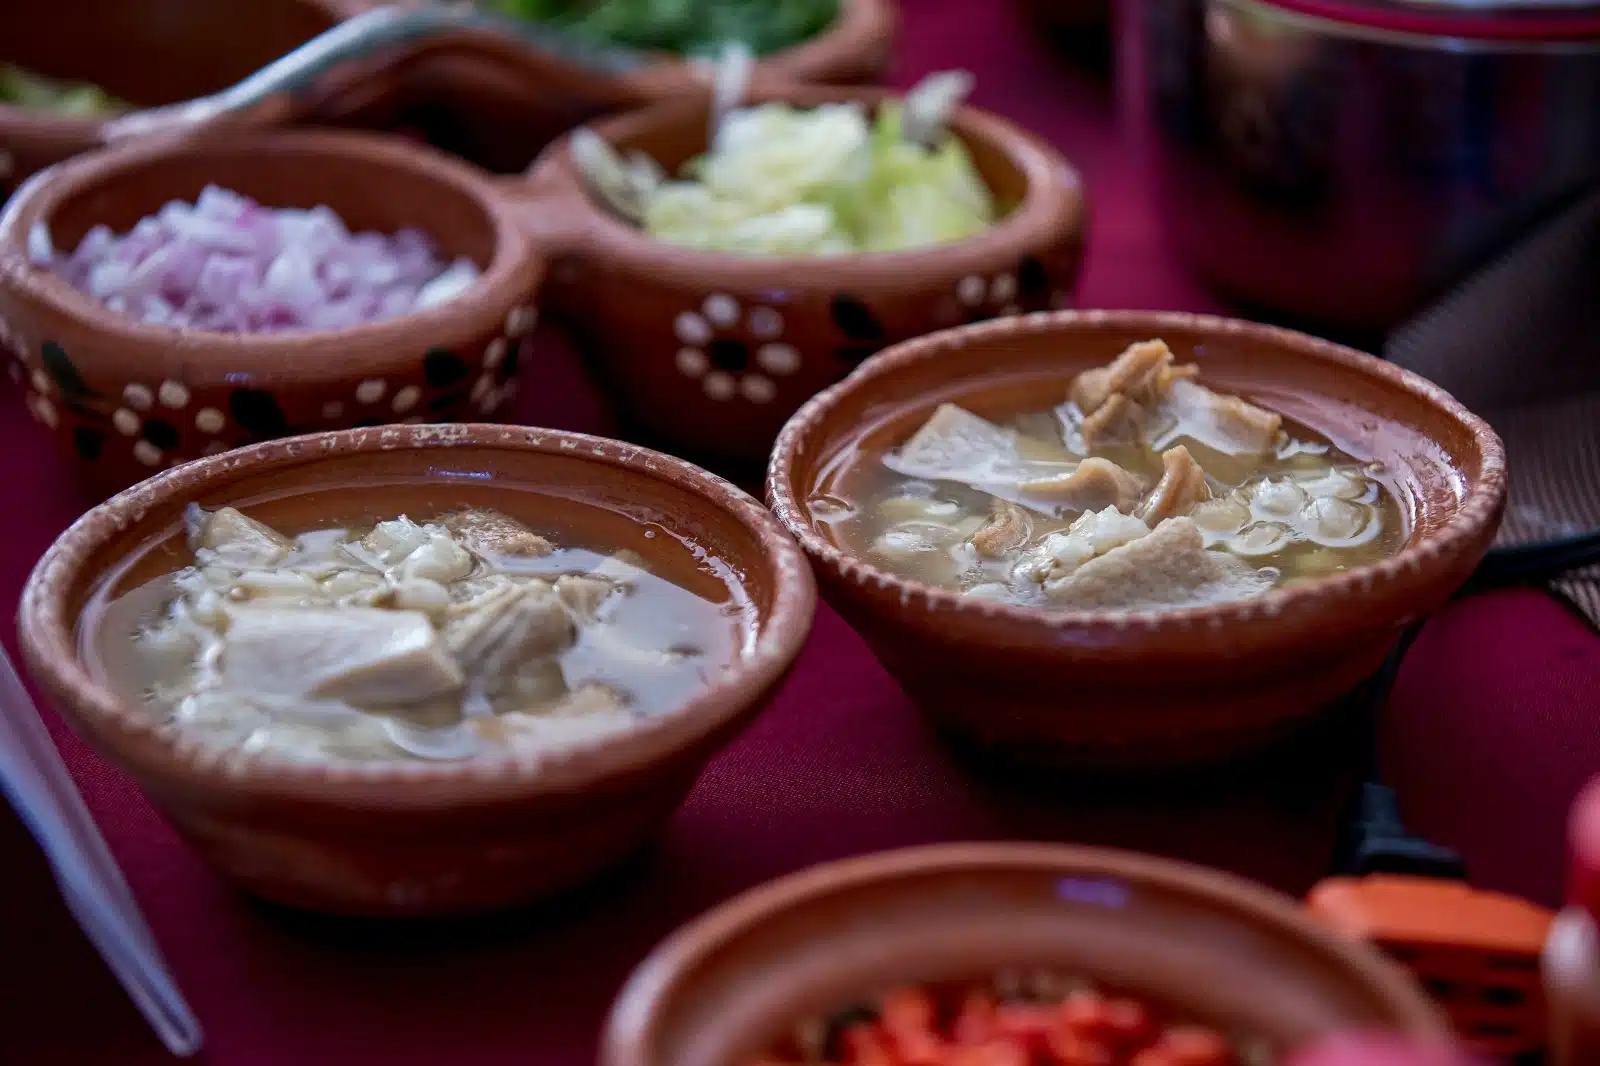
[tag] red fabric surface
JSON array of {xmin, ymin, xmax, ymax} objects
[{"xmin": 3, "ymin": 2, "xmax": 1599, "ymax": 1063}]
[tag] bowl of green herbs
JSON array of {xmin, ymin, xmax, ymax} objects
[
  {"xmin": 324, "ymin": 0, "xmax": 897, "ymax": 174},
  {"xmin": 488, "ymin": 0, "xmax": 844, "ymax": 58}
]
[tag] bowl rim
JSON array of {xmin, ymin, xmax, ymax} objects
[
  {"xmin": 0, "ymin": 128, "xmax": 539, "ymax": 374},
  {"xmin": 749, "ymin": 0, "xmax": 900, "ymax": 76},
  {"xmin": 602, "ymin": 841, "xmax": 1450, "ymax": 1066},
  {"xmin": 521, "ymin": 82, "xmax": 1086, "ymax": 286},
  {"xmin": 0, "ymin": 0, "xmax": 356, "ymax": 139},
  {"xmin": 765, "ymin": 308, "xmax": 1507, "ymax": 635},
  {"xmin": 17, "ymin": 422, "xmax": 818, "ymax": 807},
  {"xmin": 327, "ymin": 0, "xmax": 897, "ymax": 79}
]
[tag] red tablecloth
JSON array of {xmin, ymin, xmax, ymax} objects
[{"xmin": 4, "ymin": 3, "xmax": 1600, "ymax": 1063}]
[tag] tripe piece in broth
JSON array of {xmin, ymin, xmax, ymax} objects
[
  {"xmin": 82, "ymin": 503, "xmax": 746, "ymax": 764},
  {"xmin": 812, "ymin": 339, "xmax": 1405, "ymax": 610}
]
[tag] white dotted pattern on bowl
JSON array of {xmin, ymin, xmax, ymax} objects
[{"xmin": 672, "ymin": 293, "xmax": 800, "ymax": 406}]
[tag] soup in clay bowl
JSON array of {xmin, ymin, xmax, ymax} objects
[
  {"xmin": 17, "ymin": 424, "xmax": 816, "ymax": 916},
  {"xmin": 766, "ymin": 311, "xmax": 1505, "ymax": 768},
  {"xmin": 602, "ymin": 843, "xmax": 1449, "ymax": 1066},
  {"xmin": 0, "ymin": 128, "xmax": 548, "ymax": 496},
  {"xmin": 524, "ymin": 84, "xmax": 1086, "ymax": 463},
  {"xmin": 324, "ymin": 0, "xmax": 900, "ymax": 174}
]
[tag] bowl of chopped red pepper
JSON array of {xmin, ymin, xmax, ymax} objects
[{"xmin": 602, "ymin": 844, "xmax": 1452, "ymax": 1066}]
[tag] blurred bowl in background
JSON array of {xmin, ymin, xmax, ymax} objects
[
  {"xmin": 0, "ymin": 0, "xmax": 413, "ymax": 197},
  {"xmin": 325, "ymin": 0, "xmax": 900, "ymax": 174},
  {"xmin": 1019, "ymin": 0, "xmax": 1114, "ymax": 55},
  {"xmin": 1125, "ymin": 0, "xmax": 1600, "ymax": 332}
]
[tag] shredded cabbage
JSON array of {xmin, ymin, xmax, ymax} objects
[{"xmin": 641, "ymin": 98, "xmax": 996, "ymax": 257}]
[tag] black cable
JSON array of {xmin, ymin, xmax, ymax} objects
[
  {"xmin": 1464, "ymin": 531, "xmax": 1600, "ymax": 594},
  {"xmin": 1332, "ymin": 619, "xmax": 1468, "ymax": 879},
  {"xmin": 1333, "ymin": 528, "xmax": 1600, "ymax": 879}
]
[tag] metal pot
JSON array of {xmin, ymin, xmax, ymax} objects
[{"xmin": 1123, "ymin": 0, "xmax": 1600, "ymax": 331}]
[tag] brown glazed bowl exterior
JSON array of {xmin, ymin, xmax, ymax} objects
[
  {"xmin": 603, "ymin": 843, "xmax": 1451, "ymax": 1066},
  {"xmin": 766, "ymin": 310, "xmax": 1507, "ymax": 768},
  {"xmin": 0, "ymin": 129, "xmax": 546, "ymax": 496},
  {"xmin": 0, "ymin": 0, "xmax": 415, "ymax": 198},
  {"xmin": 524, "ymin": 85, "xmax": 1087, "ymax": 463},
  {"xmin": 324, "ymin": 0, "xmax": 900, "ymax": 174},
  {"xmin": 17, "ymin": 423, "xmax": 817, "ymax": 917}
]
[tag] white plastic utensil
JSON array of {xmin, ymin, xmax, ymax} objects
[{"xmin": 0, "ymin": 644, "xmax": 201, "ymax": 1057}]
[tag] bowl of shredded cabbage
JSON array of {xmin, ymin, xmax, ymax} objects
[{"xmin": 515, "ymin": 75, "xmax": 1086, "ymax": 462}]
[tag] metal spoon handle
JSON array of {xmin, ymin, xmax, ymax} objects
[
  {"xmin": 102, "ymin": 3, "xmax": 644, "ymax": 143},
  {"xmin": 0, "ymin": 645, "xmax": 201, "ymax": 1056}
]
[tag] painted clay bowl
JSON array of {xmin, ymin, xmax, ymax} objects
[
  {"xmin": 0, "ymin": 128, "xmax": 545, "ymax": 495},
  {"xmin": 323, "ymin": 0, "xmax": 900, "ymax": 174},
  {"xmin": 603, "ymin": 842, "xmax": 1451, "ymax": 1066},
  {"xmin": 0, "ymin": 0, "xmax": 413, "ymax": 198},
  {"xmin": 524, "ymin": 84, "xmax": 1087, "ymax": 463},
  {"xmin": 766, "ymin": 311, "xmax": 1506, "ymax": 768},
  {"xmin": 17, "ymin": 423, "xmax": 817, "ymax": 917}
]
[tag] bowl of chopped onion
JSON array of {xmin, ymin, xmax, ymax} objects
[
  {"xmin": 0, "ymin": 128, "xmax": 546, "ymax": 492},
  {"xmin": 520, "ymin": 71, "xmax": 1087, "ymax": 463}
]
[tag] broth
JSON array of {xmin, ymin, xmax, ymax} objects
[
  {"xmin": 80, "ymin": 483, "xmax": 756, "ymax": 764},
  {"xmin": 810, "ymin": 340, "xmax": 1406, "ymax": 611}
]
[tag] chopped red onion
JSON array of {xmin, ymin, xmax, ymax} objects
[{"xmin": 29, "ymin": 185, "xmax": 483, "ymax": 334}]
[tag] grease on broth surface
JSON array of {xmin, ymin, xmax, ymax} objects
[
  {"xmin": 809, "ymin": 340, "xmax": 1406, "ymax": 611},
  {"xmin": 81, "ymin": 487, "xmax": 755, "ymax": 764}
]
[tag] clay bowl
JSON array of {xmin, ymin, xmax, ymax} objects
[
  {"xmin": 323, "ymin": 0, "xmax": 900, "ymax": 174},
  {"xmin": 0, "ymin": 128, "xmax": 547, "ymax": 495},
  {"xmin": 0, "ymin": 0, "xmax": 413, "ymax": 198},
  {"xmin": 16, "ymin": 423, "xmax": 817, "ymax": 917},
  {"xmin": 766, "ymin": 310, "xmax": 1506, "ymax": 768},
  {"xmin": 603, "ymin": 842, "xmax": 1450, "ymax": 1066},
  {"xmin": 524, "ymin": 84, "xmax": 1087, "ymax": 464}
]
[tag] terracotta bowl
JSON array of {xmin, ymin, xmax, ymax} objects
[
  {"xmin": 603, "ymin": 843, "xmax": 1450, "ymax": 1066},
  {"xmin": 0, "ymin": 0, "xmax": 413, "ymax": 198},
  {"xmin": 766, "ymin": 310, "xmax": 1506, "ymax": 768},
  {"xmin": 0, "ymin": 128, "xmax": 548, "ymax": 495},
  {"xmin": 323, "ymin": 0, "xmax": 900, "ymax": 174},
  {"xmin": 524, "ymin": 84, "xmax": 1087, "ymax": 464},
  {"xmin": 16, "ymin": 423, "xmax": 817, "ymax": 917}
]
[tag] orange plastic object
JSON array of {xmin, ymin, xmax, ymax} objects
[
  {"xmin": 1308, "ymin": 875, "xmax": 1554, "ymax": 1059},
  {"xmin": 1545, "ymin": 775, "xmax": 1600, "ymax": 1066}
]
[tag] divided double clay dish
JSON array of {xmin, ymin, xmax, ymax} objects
[{"xmin": 0, "ymin": 80, "xmax": 1085, "ymax": 492}]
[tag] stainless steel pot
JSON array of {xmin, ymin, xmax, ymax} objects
[{"xmin": 1122, "ymin": 0, "xmax": 1600, "ymax": 331}]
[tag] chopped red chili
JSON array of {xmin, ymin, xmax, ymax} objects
[{"xmin": 756, "ymin": 975, "xmax": 1257, "ymax": 1066}]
